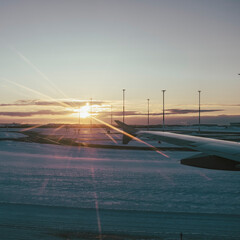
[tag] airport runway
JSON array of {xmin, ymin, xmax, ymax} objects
[{"xmin": 0, "ymin": 129, "xmax": 240, "ymax": 239}]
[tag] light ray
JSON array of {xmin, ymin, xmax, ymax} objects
[
  {"xmin": 91, "ymin": 167, "xmax": 102, "ymax": 240},
  {"xmin": 37, "ymin": 178, "xmax": 49, "ymax": 195},
  {"xmin": 39, "ymin": 136, "xmax": 61, "ymax": 145},
  {"xmin": 92, "ymin": 116, "xmax": 169, "ymax": 158},
  {"xmin": 112, "ymin": 133, "xmax": 121, "ymax": 139},
  {"xmin": 21, "ymin": 124, "xmax": 46, "ymax": 132},
  {"xmin": 12, "ymin": 48, "xmax": 68, "ymax": 98},
  {"xmin": 53, "ymin": 124, "xmax": 65, "ymax": 133},
  {"xmin": 0, "ymin": 150, "xmax": 167, "ymax": 163},
  {"xmin": 57, "ymin": 135, "xmax": 64, "ymax": 142},
  {"xmin": 105, "ymin": 133, "xmax": 118, "ymax": 144},
  {"xmin": 198, "ymin": 171, "xmax": 212, "ymax": 181},
  {"xmin": 2, "ymin": 78, "xmax": 71, "ymax": 109}
]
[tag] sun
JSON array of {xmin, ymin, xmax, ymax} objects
[
  {"xmin": 79, "ymin": 105, "xmax": 91, "ymax": 118},
  {"xmin": 72, "ymin": 104, "xmax": 91, "ymax": 118},
  {"xmin": 72, "ymin": 103, "xmax": 103, "ymax": 120}
]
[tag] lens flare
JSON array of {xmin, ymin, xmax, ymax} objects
[
  {"xmin": 20, "ymin": 124, "xmax": 46, "ymax": 132},
  {"xmin": 80, "ymin": 104, "xmax": 91, "ymax": 118},
  {"xmin": 3, "ymin": 78, "xmax": 72, "ymax": 109},
  {"xmin": 92, "ymin": 116, "xmax": 169, "ymax": 158},
  {"xmin": 11, "ymin": 47, "xmax": 68, "ymax": 98}
]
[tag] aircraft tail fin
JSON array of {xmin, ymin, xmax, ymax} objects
[{"xmin": 115, "ymin": 120, "xmax": 138, "ymax": 144}]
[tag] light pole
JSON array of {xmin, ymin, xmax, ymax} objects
[
  {"xmin": 90, "ymin": 98, "xmax": 92, "ymax": 131},
  {"xmin": 78, "ymin": 105, "xmax": 81, "ymax": 126},
  {"xmin": 78, "ymin": 104, "xmax": 81, "ymax": 134},
  {"xmin": 198, "ymin": 90, "xmax": 201, "ymax": 133},
  {"xmin": 111, "ymin": 105, "xmax": 113, "ymax": 125},
  {"xmin": 147, "ymin": 99, "xmax": 150, "ymax": 130},
  {"xmin": 162, "ymin": 90, "xmax": 166, "ymax": 131},
  {"xmin": 123, "ymin": 89, "xmax": 126, "ymax": 124}
]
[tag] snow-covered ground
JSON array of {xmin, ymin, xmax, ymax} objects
[
  {"xmin": 0, "ymin": 131, "xmax": 26, "ymax": 139},
  {"xmin": 0, "ymin": 128, "xmax": 240, "ymax": 239}
]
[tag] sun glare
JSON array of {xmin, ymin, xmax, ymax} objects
[
  {"xmin": 79, "ymin": 105, "xmax": 91, "ymax": 118},
  {"xmin": 72, "ymin": 103, "xmax": 104, "ymax": 119}
]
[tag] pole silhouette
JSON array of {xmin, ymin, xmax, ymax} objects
[
  {"xmin": 147, "ymin": 99, "xmax": 150, "ymax": 130},
  {"xmin": 198, "ymin": 90, "xmax": 201, "ymax": 133},
  {"xmin": 123, "ymin": 89, "xmax": 126, "ymax": 123},
  {"xmin": 162, "ymin": 90, "xmax": 166, "ymax": 131}
]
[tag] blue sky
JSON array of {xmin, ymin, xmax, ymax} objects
[{"xmin": 0, "ymin": 0, "xmax": 239, "ymax": 124}]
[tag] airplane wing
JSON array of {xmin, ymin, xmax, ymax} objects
[{"xmin": 115, "ymin": 120, "xmax": 240, "ymax": 171}]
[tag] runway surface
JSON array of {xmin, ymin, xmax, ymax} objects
[{"xmin": 0, "ymin": 128, "xmax": 240, "ymax": 239}]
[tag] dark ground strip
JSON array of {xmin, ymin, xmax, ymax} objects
[{"xmin": 0, "ymin": 131, "xmax": 196, "ymax": 151}]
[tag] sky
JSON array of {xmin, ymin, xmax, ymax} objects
[{"xmin": 0, "ymin": 0, "xmax": 239, "ymax": 125}]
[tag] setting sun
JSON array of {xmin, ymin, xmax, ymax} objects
[
  {"xmin": 72, "ymin": 102, "xmax": 104, "ymax": 121},
  {"xmin": 79, "ymin": 105, "xmax": 91, "ymax": 118}
]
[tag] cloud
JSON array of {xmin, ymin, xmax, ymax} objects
[
  {"xmin": 100, "ymin": 108, "xmax": 223, "ymax": 117},
  {"xmin": 203, "ymin": 104, "xmax": 240, "ymax": 107},
  {"xmin": 123, "ymin": 114, "xmax": 240, "ymax": 125},
  {"xmin": 0, "ymin": 110, "xmax": 72, "ymax": 117},
  {"xmin": 101, "ymin": 111, "xmax": 141, "ymax": 116},
  {"xmin": 99, "ymin": 110, "xmax": 156, "ymax": 117},
  {"xmin": 167, "ymin": 109, "xmax": 223, "ymax": 115},
  {"xmin": 0, "ymin": 99, "xmax": 106, "ymax": 108}
]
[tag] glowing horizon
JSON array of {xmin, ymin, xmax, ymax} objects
[{"xmin": 0, "ymin": 96, "xmax": 239, "ymax": 125}]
